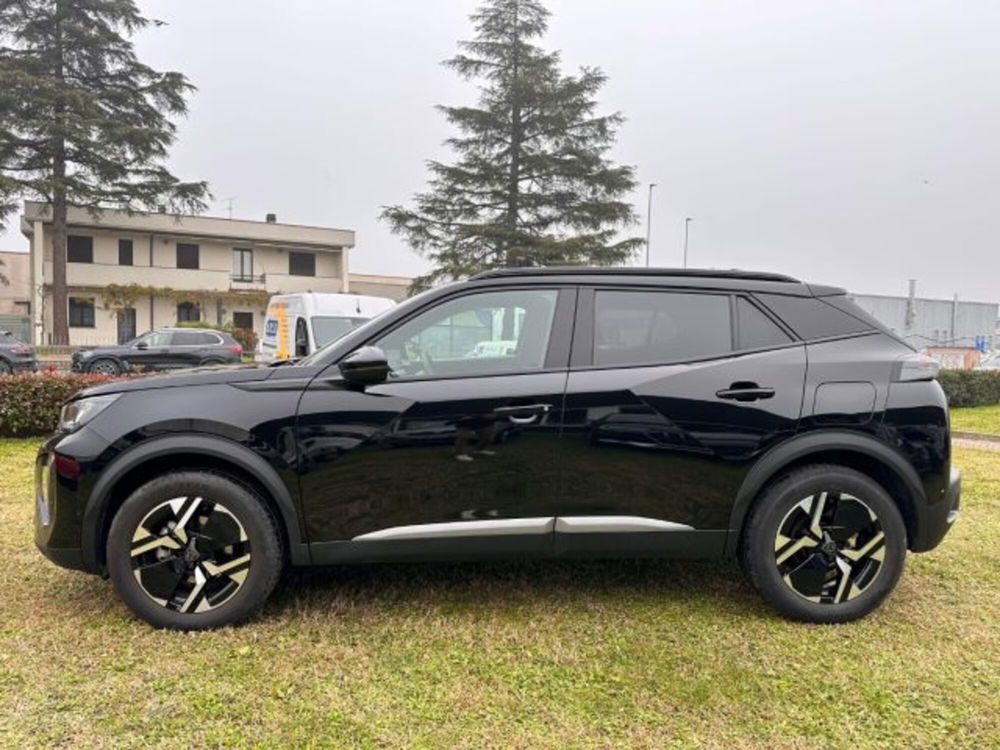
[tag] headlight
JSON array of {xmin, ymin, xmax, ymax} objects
[{"xmin": 58, "ymin": 394, "xmax": 120, "ymax": 433}]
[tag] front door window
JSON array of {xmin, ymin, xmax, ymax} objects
[{"xmin": 374, "ymin": 289, "xmax": 559, "ymax": 380}]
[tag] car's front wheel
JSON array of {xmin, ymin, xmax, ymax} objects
[
  {"xmin": 741, "ymin": 465, "xmax": 907, "ymax": 623},
  {"xmin": 107, "ymin": 471, "xmax": 283, "ymax": 630}
]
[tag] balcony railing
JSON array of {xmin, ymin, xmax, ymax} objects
[{"xmin": 230, "ymin": 273, "xmax": 266, "ymax": 284}]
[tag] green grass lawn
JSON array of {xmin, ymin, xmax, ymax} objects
[
  {"xmin": 951, "ymin": 404, "xmax": 1000, "ymax": 436},
  {"xmin": 1, "ymin": 439, "xmax": 998, "ymax": 748}
]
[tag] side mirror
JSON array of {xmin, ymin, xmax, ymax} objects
[
  {"xmin": 135, "ymin": 341, "xmax": 148, "ymax": 350},
  {"xmin": 339, "ymin": 346, "xmax": 389, "ymax": 387}
]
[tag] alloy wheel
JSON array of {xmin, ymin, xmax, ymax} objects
[
  {"xmin": 130, "ymin": 496, "xmax": 251, "ymax": 613},
  {"xmin": 774, "ymin": 491, "xmax": 886, "ymax": 604},
  {"xmin": 90, "ymin": 359, "xmax": 119, "ymax": 375}
]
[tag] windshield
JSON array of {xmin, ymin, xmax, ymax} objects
[{"xmin": 311, "ymin": 316, "xmax": 368, "ymax": 349}]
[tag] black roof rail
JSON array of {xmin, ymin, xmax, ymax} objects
[{"xmin": 471, "ymin": 267, "xmax": 801, "ymax": 283}]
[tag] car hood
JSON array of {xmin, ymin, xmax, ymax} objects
[{"xmin": 73, "ymin": 363, "xmax": 276, "ymax": 398}]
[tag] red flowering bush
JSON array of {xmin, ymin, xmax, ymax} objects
[{"xmin": 0, "ymin": 373, "xmax": 122, "ymax": 437}]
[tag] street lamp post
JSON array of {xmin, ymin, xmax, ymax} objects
[
  {"xmin": 683, "ymin": 217, "xmax": 692, "ymax": 269},
  {"xmin": 645, "ymin": 183, "xmax": 657, "ymax": 267}
]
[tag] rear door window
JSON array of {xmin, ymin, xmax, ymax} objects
[{"xmin": 593, "ymin": 290, "xmax": 732, "ymax": 367}]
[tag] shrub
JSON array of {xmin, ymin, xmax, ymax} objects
[
  {"xmin": 0, "ymin": 373, "xmax": 121, "ymax": 437},
  {"xmin": 937, "ymin": 369, "xmax": 1000, "ymax": 408}
]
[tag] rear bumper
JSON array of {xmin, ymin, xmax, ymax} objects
[
  {"xmin": 8, "ymin": 358, "xmax": 37, "ymax": 373},
  {"xmin": 912, "ymin": 467, "xmax": 961, "ymax": 553}
]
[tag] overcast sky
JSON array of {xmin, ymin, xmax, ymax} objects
[{"xmin": 33, "ymin": 0, "xmax": 1000, "ymax": 301}]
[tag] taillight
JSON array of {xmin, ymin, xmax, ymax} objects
[
  {"xmin": 11, "ymin": 345, "xmax": 32, "ymax": 356},
  {"xmin": 893, "ymin": 353, "xmax": 941, "ymax": 382},
  {"xmin": 230, "ymin": 344, "xmax": 243, "ymax": 356}
]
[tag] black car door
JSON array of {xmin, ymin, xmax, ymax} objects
[
  {"xmin": 295, "ymin": 286, "xmax": 576, "ymax": 563},
  {"xmin": 556, "ymin": 287, "xmax": 806, "ymax": 558},
  {"xmin": 167, "ymin": 330, "xmax": 211, "ymax": 368},
  {"xmin": 124, "ymin": 330, "xmax": 173, "ymax": 371}
]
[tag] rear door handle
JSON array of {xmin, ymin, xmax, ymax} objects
[{"xmin": 716, "ymin": 384, "xmax": 775, "ymax": 402}]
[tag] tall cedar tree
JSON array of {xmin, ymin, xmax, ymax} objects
[
  {"xmin": 382, "ymin": 0, "xmax": 641, "ymax": 290},
  {"xmin": 0, "ymin": 0, "xmax": 208, "ymax": 344}
]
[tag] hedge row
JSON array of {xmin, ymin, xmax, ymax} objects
[
  {"xmin": 937, "ymin": 369, "xmax": 1000, "ymax": 409},
  {"xmin": 0, "ymin": 373, "xmax": 119, "ymax": 437},
  {"xmin": 1, "ymin": 368, "xmax": 998, "ymax": 439}
]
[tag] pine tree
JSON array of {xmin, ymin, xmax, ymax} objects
[
  {"xmin": 382, "ymin": 0, "xmax": 641, "ymax": 290},
  {"xmin": 0, "ymin": 0, "xmax": 208, "ymax": 344}
]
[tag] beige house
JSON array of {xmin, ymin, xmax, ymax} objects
[
  {"xmin": 0, "ymin": 250, "xmax": 31, "ymax": 316},
  {"xmin": 19, "ymin": 201, "xmax": 356, "ymax": 346}
]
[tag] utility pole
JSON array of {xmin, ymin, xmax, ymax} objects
[
  {"xmin": 683, "ymin": 217, "xmax": 692, "ymax": 268},
  {"xmin": 645, "ymin": 183, "xmax": 657, "ymax": 267}
]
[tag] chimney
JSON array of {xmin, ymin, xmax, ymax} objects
[{"xmin": 265, "ymin": 213, "xmax": 277, "ymax": 224}]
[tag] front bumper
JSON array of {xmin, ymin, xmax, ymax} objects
[{"xmin": 34, "ymin": 431, "xmax": 104, "ymax": 574}]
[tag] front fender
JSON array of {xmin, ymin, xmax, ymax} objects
[{"xmin": 81, "ymin": 433, "xmax": 310, "ymax": 572}]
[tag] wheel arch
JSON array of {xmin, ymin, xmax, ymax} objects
[
  {"xmin": 87, "ymin": 355, "xmax": 125, "ymax": 373},
  {"xmin": 82, "ymin": 434, "xmax": 310, "ymax": 573},
  {"xmin": 726, "ymin": 430, "xmax": 926, "ymax": 556}
]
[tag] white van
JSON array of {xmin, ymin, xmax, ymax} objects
[{"xmin": 259, "ymin": 293, "xmax": 396, "ymax": 361}]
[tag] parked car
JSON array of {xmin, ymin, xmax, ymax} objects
[
  {"xmin": 71, "ymin": 328, "xmax": 243, "ymax": 375},
  {"xmin": 0, "ymin": 330, "xmax": 37, "ymax": 375},
  {"xmin": 259, "ymin": 292, "xmax": 395, "ymax": 362},
  {"xmin": 36, "ymin": 268, "xmax": 960, "ymax": 629}
]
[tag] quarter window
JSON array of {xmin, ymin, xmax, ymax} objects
[
  {"xmin": 68, "ymin": 297, "xmax": 95, "ymax": 327},
  {"xmin": 375, "ymin": 289, "xmax": 559, "ymax": 379},
  {"xmin": 737, "ymin": 297, "xmax": 793, "ymax": 350},
  {"xmin": 756, "ymin": 294, "xmax": 873, "ymax": 340},
  {"xmin": 593, "ymin": 290, "xmax": 732, "ymax": 367},
  {"xmin": 67, "ymin": 236, "xmax": 93, "ymax": 263}
]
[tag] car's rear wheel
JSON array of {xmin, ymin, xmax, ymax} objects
[
  {"xmin": 0, "ymin": 359, "xmax": 11, "ymax": 375},
  {"xmin": 741, "ymin": 465, "xmax": 906, "ymax": 623},
  {"xmin": 200, "ymin": 358, "xmax": 226, "ymax": 367},
  {"xmin": 107, "ymin": 471, "xmax": 283, "ymax": 630},
  {"xmin": 88, "ymin": 358, "xmax": 121, "ymax": 375}
]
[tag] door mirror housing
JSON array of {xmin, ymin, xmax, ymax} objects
[
  {"xmin": 339, "ymin": 346, "xmax": 389, "ymax": 387},
  {"xmin": 134, "ymin": 341, "xmax": 148, "ymax": 350}
]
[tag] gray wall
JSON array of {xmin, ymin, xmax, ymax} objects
[{"xmin": 850, "ymin": 294, "xmax": 998, "ymax": 349}]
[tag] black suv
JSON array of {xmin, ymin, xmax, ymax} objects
[
  {"xmin": 72, "ymin": 327, "xmax": 243, "ymax": 375},
  {"xmin": 36, "ymin": 269, "xmax": 960, "ymax": 629},
  {"xmin": 0, "ymin": 330, "xmax": 37, "ymax": 374}
]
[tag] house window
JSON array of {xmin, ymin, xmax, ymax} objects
[
  {"xmin": 232, "ymin": 248, "xmax": 254, "ymax": 281},
  {"xmin": 232, "ymin": 311, "xmax": 255, "ymax": 331},
  {"xmin": 67, "ymin": 235, "xmax": 93, "ymax": 263},
  {"xmin": 69, "ymin": 297, "xmax": 96, "ymax": 327},
  {"xmin": 119, "ymin": 239, "xmax": 134, "ymax": 266},
  {"xmin": 289, "ymin": 251, "xmax": 315, "ymax": 277},
  {"xmin": 176, "ymin": 301, "xmax": 200, "ymax": 322},
  {"xmin": 177, "ymin": 243, "xmax": 200, "ymax": 269}
]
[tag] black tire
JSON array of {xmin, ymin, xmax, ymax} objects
[
  {"xmin": 0, "ymin": 359, "xmax": 11, "ymax": 375},
  {"xmin": 200, "ymin": 358, "xmax": 226, "ymax": 367},
  {"xmin": 107, "ymin": 471, "xmax": 284, "ymax": 630},
  {"xmin": 87, "ymin": 358, "xmax": 121, "ymax": 376},
  {"xmin": 741, "ymin": 464, "xmax": 907, "ymax": 624}
]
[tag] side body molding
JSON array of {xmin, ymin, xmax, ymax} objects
[
  {"xmin": 725, "ymin": 429, "xmax": 928, "ymax": 555},
  {"xmin": 82, "ymin": 434, "xmax": 309, "ymax": 572}
]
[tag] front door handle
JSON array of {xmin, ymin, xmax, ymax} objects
[
  {"xmin": 716, "ymin": 383, "xmax": 775, "ymax": 402},
  {"xmin": 494, "ymin": 403, "xmax": 552, "ymax": 425}
]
